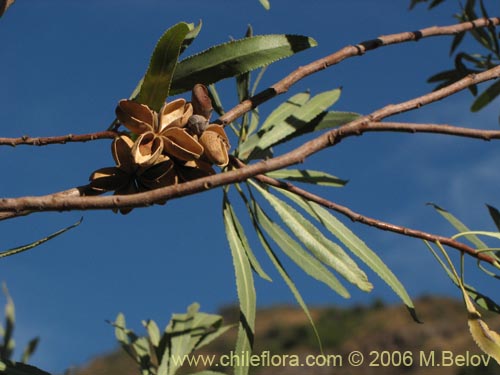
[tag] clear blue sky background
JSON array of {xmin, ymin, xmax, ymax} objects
[{"xmin": 0, "ymin": 0, "xmax": 499, "ymax": 372}]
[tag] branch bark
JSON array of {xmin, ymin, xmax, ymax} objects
[
  {"xmin": 0, "ymin": 131, "xmax": 117, "ymax": 147},
  {"xmin": 219, "ymin": 17, "xmax": 500, "ymax": 124},
  {"xmin": 0, "ymin": 63, "xmax": 498, "ymax": 213}
]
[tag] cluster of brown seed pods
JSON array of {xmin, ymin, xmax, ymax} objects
[{"xmin": 89, "ymin": 84, "xmax": 230, "ymax": 213}]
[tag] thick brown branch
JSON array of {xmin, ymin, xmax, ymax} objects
[
  {"xmin": 220, "ymin": 17, "xmax": 500, "ymax": 124},
  {"xmin": 0, "ymin": 65, "xmax": 498, "ymax": 213},
  {"xmin": 0, "ymin": 131, "xmax": 118, "ymax": 147}
]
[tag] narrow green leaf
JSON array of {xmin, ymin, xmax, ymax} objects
[
  {"xmin": 424, "ymin": 241, "xmax": 500, "ymax": 313},
  {"xmin": 191, "ymin": 313, "xmax": 233, "ymax": 351},
  {"xmin": 135, "ymin": 22, "xmax": 190, "ymax": 111},
  {"xmin": 304, "ymin": 110, "xmax": 360, "ymax": 133},
  {"xmin": 471, "ymin": 80, "xmax": 500, "ymax": 112},
  {"xmin": 207, "ymin": 84, "xmax": 225, "ymax": 116},
  {"xmin": 251, "ymin": 66, "xmax": 267, "ymax": 97},
  {"xmin": 238, "ymin": 92, "xmax": 310, "ymax": 159},
  {"xmin": 113, "ymin": 313, "xmax": 129, "ymax": 345},
  {"xmin": 20, "ymin": 337, "xmax": 39, "ymax": 364},
  {"xmin": 255, "ymin": 89, "xmax": 341, "ymax": 151},
  {"xmin": 223, "ymin": 199, "xmax": 255, "ymax": 375},
  {"xmin": 1, "ymin": 283, "xmax": 15, "ymax": 360},
  {"xmin": 277, "ymin": 189, "xmax": 417, "ymax": 318},
  {"xmin": 247, "ymin": 109, "xmax": 260, "ymax": 138},
  {"xmin": 237, "ymin": 188, "xmax": 323, "ymax": 350},
  {"xmin": 167, "ymin": 304, "xmax": 199, "ymax": 375},
  {"xmin": 487, "ymin": 205, "xmax": 500, "ymax": 232},
  {"xmin": 193, "ymin": 372, "xmax": 228, "ymax": 375},
  {"xmin": 429, "ymin": 203, "xmax": 488, "ymax": 249},
  {"xmin": 171, "ymin": 34, "xmax": 317, "ymax": 94},
  {"xmin": 225, "ymin": 196, "xmax": 272, "ymax": 281},
  {"xmin": 260, "ymin": 92, "xmax": 311, "ymax": 132},
  {"xmin": 265, "ymin": 169, "xmax": 347, "ymax": 187},
  {"xmin": 427, "ymin": 69, "xmax": 460, "ymax": 83},
  {"xmin": 144, "ymin": 319, "xmax": 161, "ymax": 348},
  {"xmin": 251, "ymin": 181, "xmax": 372, "ymax": 292},
  {"xmin": 258, "ymin": 0, "xmax": 270, "ymax": 10},
  {"xmin": 252, "ymin": 198, "xmax": 349, "ymax": 297},
  {"xmin": 110, "ymin": 313, "xmax": 140, "ymax": 362},
  {"xmin": 450, "ymin": 32, "xmax": 466, "ymax": 55},
  {"xmin": 0, "ymin": 218, "xmax": 83, "ymax": 259}
]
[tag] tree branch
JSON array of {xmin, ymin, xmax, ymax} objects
[
  {"xmin": 219, "ymin": 17, "xmax": 500, "ymax": 124},
  {"xmin": 0, "ymin": 63, "xmax": 498, "ymax": 213},
  {"xmin": 0, "ymin": 131, "xmax": 118, "ymax": 147}
]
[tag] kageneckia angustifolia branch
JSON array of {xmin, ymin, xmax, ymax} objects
[
  {"xmin": 0, "ymin": 64, "xmax": 498, "ymax": 214},
  {"xmin": 219, "ymin": 17, "xmax": 500, "ymax": 124}
]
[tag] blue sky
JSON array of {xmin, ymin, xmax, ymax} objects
[{"xmin": 0, "ymin": 0, "xmax": 499, "ymax": 372}]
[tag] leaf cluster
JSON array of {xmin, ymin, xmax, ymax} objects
[
  {"xmin": 0, "ymin": 284, "xmax": 41, "ymax": 375},
  {"xmin": 110, "ymin": 303, "xmax": 232, "ymax": 375}
]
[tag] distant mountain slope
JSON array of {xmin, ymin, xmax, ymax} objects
[{"xmin": 73, "ymin": 296, "xmax": 500, "ymax": 375}]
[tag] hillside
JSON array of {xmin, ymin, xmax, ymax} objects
[{"xmin": 73, "ymin": 296, "xmax": 500, "ymax": 375}]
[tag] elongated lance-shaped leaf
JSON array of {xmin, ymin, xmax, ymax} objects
[
  {"xmin": 261, "ymin": 92, "xmax": 311, "ymax": 132},
  {"xmin": 128, "ymin": 21, "xmax": 201, "ymax": 106},
  {"xmin": 424, "ymin": 241, "xmax": 500, "ymax": 313},
  {"xmin": 255, "ymin": 89, "xmax": 341, "ymax": 151},
  {"xmin": 1, "ymin": 283, "xmax": 15, "ymax": 360},
  {"xmin": 165, "ymin": 303, "xmax": 200, "ymax": 375},
  {"xmin": 235, "ymin": 184, "xmax": 323, "ymax": 349},
  {"xmin": 224, "ymin": 193, "xmax": 272, "ymax": 281},
  {"xmin": 238, "ymin": 91, "xmax": 310, "ymax": 159},
  {"xmin": 429, "ymin": 203, "xmax": 488, "ymax": 249},
  {"xmin": 21, "ymin": 337, "xmax": 39, "ymax": 364},
  {"xmin": 171, "ymin": 34, "xmax": 317, "ymax": 94},
  {"xmin": 258, "ymin": 203, "xmax": 349, "ymax": 297},
  {"xmin": 280, "ymin": 110, "xmax": 360, "ymax": 143},
  {"xmin": 189, "ymin": 311, "xmax": 233, "ymax": 351},
  {"xmin": 143, "ymin": 319, "xmax": 161, "ymax": 348},
  {"xmin": 111, "ymin": 313, "xmax": 139, "ymax": 362},
  {"xmin": 250, "ymin": 181, "xmax": 372, "ymax": 292},
  {"xmin": 432, "ymin": 241, "xmax": 500, "ymax": 364},
  {"xmin": 0, "ymin": 218, "xmax": 83, "ymax": 259},
  {"xmin": 135, "ymin": 22, "xmax": 190, "ymax": 111},
  {"xmin": 265, "ymin": 169, "xmax": 347, "ymax": 187},
  {"xmin": 247, "ymin": 189, "xmax": 349, "ymax": 297},
  {"xmin": 471, "ymin": 80, "xmax": 500, "ymax": 112},
  {"xmin": 276, "ymin": 188, "xmax": 418, "ymax": 319},
  {"xmin": 223, "ymin": 198, "xmax": 255, "ymax": 375}
]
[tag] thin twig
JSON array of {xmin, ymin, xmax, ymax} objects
[
  {"xmin": 219, "ymin": 17, "xmax": 500, "ymax": 124},
  {"xmin": 0, "ymin": 131, "xmax": 118, "ymax": 147}
]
